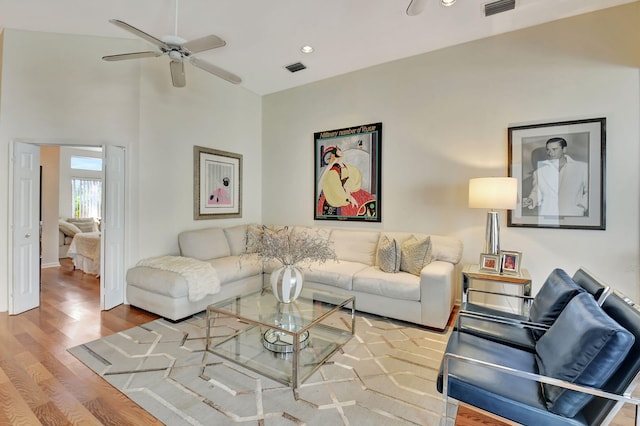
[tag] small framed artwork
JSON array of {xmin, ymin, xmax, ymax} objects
[
  {"xmin": 194, "ymin": 146, "xmax": 242, "ymax": 220},
  {"xmin": 500, "ymin": 250, "xmax": 522, "ymax": 275},
  {"xmin": 479, "ymin": 253, "xmax": 501, "ymax": 273},
  {"xmin": 507, "ymin": 117, "xmax": 605, "ymax": 230},
  {"xmin": 314, "ymin": 122, "xmax": 382, "ymax": 222}
]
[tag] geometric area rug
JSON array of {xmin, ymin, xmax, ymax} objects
[{"xmin": 68, "ymin": 311, "xmax": 454, "ymax": 425}]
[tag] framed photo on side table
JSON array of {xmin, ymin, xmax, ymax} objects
[
  {"xmin": 507, "ymin": 117, "xmax": 605, "ymax": 230},
  {"xmin": 479, "ymin": 253, "xmax": 501, "ymax": 273},
  {"xmin": 500, "ymin": 250, "xmax": 522, "ymax": 275}
]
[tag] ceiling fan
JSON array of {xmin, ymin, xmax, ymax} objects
[
  {"xmin": 406, "ymin": 0, "xmax": 456, "ymax": 16},
  {"xmin": 102, "ymin": 5, "xmax": 241, "ymax": 87}
]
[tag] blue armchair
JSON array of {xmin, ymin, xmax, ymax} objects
[
  {"xmin": 457, "ymin": 268, "xmax": 584, "ymax": 351},
  {"xmin": 438, "ymin": 290, "xmax": 640, "ymax": 425},
  {"xmin": 457, "ymin": 268, "xmax": 613, "ymax": 352}
]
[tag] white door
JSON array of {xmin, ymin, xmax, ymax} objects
[
  {"xmin": 102, "ymin": 145, "xmax": 126, "ymax": 310},
  {"xmin": 10, "ymin": 141, "xmax": 41, "ymax": 314}
]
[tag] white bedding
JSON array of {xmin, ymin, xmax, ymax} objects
[{"xmin": 68, "ymin": 231, "xmax": 101, "ymax": 276}]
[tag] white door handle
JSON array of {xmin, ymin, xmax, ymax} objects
[{"xmin": 25, "ymin": 233, "xmax": 31, "ymax": 238}]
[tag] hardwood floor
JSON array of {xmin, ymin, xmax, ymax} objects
[
  {"xmin": 0, "ymin": 259, "xmax": 161, "ymax": 425},
  {"xmin": 0, "ymin": 260, "xmax": 635, "ymax": 425}
]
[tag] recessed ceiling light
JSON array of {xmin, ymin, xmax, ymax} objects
[
  {"xmin": 441, "ymin": 0, "xmax": 456, "ymax": 6},
  {"xmin": 300, "ymin": 45, "xmax": 314, "ymax": 54}
]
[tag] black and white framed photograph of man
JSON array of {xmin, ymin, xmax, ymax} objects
[{"xmin": 507, "ymin": 117, "xmax": 605, "ymax": 230}]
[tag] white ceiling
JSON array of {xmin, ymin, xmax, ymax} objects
[{"xmin": 0, "ymin": 0, "xmax": 635, "ymax": 95}]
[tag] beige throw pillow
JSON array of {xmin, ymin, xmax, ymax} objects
[
  {"xmin": 376, "ymin": 235, "xmax": 401, "ymax": 273},
  {"xmin": 59, "ymin": 219, "xmax": 82, "ymax": 237},
  {"xmin": 67, "ymin": 217, "xmax": 99, "ymax": 233},
  {"xmin": 400, "ymin": 235, "xmax": 432, "ymax": 276}
]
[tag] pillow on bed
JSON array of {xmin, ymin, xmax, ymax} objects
[
  {"xmin": 59, "ymin": 219, "xmax": 82, "ymax": 237},
  {"xmin": 67, "ymin": 217, "xmax": 99, "ymax": 233}
]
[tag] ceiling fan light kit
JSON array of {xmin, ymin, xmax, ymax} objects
[{"xmin": 441, "ymin": 0, "xmax": 456, "ymax": 6}]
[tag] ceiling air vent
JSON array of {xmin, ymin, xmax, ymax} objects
[
  {"xmin": 285, "ymin": 62, "xmax": 307, "ymax": 73},
  {"xmin": 484, "ymin": 0, "xmax": 515, "ymax": 17}
]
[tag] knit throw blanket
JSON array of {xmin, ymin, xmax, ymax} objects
[{"xmin": 137, "ymin": 256, "xmax": 220, "ymax": 302}]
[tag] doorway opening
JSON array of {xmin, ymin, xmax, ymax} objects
[
  {"xmin": 10, "ymin": 141, "xmax": 126, "ymax": 315},
  {"xmin": 45, "ymin": 146, "xmax": 103, "ymax": 305}
]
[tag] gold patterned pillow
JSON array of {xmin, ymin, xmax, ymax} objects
[
  {"xmin": 376, "ymin": 235, "xmax": 401, "ymax": 273},
  {"xmin": 400, "ymin": 236, "xmax": 432, "ymax": 276}
]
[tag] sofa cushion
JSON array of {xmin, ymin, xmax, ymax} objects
[
  {"xmin": 223, "ymin": 224, "xmax": 248, "ymax": 256},
  {"xmin": 292, "ymin": 226, "xmax": 331, "ymax": 241},
  {"xmin": 126, "ymin": 266, "xmax": 189, "ymax": 298},
  {"xmin": 330, "ymin": 230, "xmax": 379, "ymax": 265},
  {"xmin": 400, "ymin": 236, "xmax": 432, "ymax": 276},
  {"xmin": 529, "ymin": 268, "xmax": 584, "ymax": 338},
  {"xmin": 376, "ymin": 235, "xmax": 401, "ymax": 273},
  {"xmin": 59, "ymin": 219, "xmax": 82, "ymax": 237},
  {"xmin": 208, "ymin": 255, "xmax": 263, "ymax": 284},
  {"xmin": 302, "ymin": 260, "xmax": 367, "ymax": 291},
  {"xmin": 535, "ymin": 292, "xmax": 635, "ymax": 417},
  {"xmin": 430, "ymin": 235, "xmax": 463, "ymax": 264},
  {"xmin": 353, "ymin": 266, "xmax": 420, "ymax": 301},
  {"xmin": 179, "ymin": 227, "xmax": 231, "ymax": 260}
]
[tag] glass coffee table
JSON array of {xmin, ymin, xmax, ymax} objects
[{"xmin": 201, "ymin": 287, "xmax": 355, "ymax": 389}]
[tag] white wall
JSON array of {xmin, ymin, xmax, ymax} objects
[
  {"xmin": 0, "ymin": 29, "xmax": 263, "ymax": 311},
  {"xmin": 40, "ymin": 146, "xmax": 60, "ymax": 267},
  {"xmin": 262, "ymin": 4, "xmax": 640, "ymax": 301},
  {"xmin": 1, "ymin": 5, "xmax": 638, "ymax": 313},
  {"xmin": 128, "ymin": 49, "xmax": 263, "ymax": 264},
  {"xmin": 0, "ymin": 30, "xmax": 141, "ymax": 311}
]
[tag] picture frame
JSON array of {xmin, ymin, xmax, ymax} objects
[
  {"xmin": 500, "ymin": 250, "xmax": 522, "ymax": 275},
  {"xmin": 314, "ymin": 122, "xmax": 382, "ymax": 222},
  {"xmin": 194, "ymin": 146, "xmax": 242, "ymax": 220},
  {"xmin": 479, "ymin": 253, "xmax": 501, "ymax": 273},
  {"xmin": 507, "ymin": 117, "xmax": 605, "ymax": 230}
]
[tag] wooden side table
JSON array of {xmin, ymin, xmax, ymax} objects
[{"xmin": 461, "ymin": 263, "xmax": 532, "ymax": 315}]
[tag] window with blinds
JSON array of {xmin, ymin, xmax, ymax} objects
[{"xmin": 71, "ymin": 178, "xmax": 102, "ymax": 219}]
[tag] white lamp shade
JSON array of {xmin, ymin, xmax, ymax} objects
[{"xmin": 469, "ymin": 177, "xmax": 517, "ymax": 210}]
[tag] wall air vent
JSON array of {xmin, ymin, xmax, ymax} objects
[
  {"xmin": 484, "ymin": 0, "xmax": 515, "ymax": 17},
  {"xmin": 285, "ymin": 62, "xmax": 307, "ymax": 73}
]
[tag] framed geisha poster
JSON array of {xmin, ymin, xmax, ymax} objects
[
  {"xmin": 314, "ymin": 122, "xmax": 382, "ymax": 222},
  {"xmin": 194, "ymin": 146, "xmax": 242, "ymax": 220}
]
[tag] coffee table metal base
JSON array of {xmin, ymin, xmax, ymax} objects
[{"xmin": 201, "ymin": 288, "xmax": 355, "ymax": 390}]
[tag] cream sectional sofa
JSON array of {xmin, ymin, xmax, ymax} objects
[{"xmin": 126, "ymin": 224, "xmax": 463, "ymax": 330}]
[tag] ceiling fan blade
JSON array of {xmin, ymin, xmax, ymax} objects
[
  {"xmin": 170, "ymin": 60, "xmax": 186, "ymax": 87},
  {"xmin": 182, "ymin": 35, "xmax": 226, "ymax": 54},
  {"xmin": 406, "ymin": 0, "xmax": 427, "ymax": 16},
  {"xmin": 102, "ymin": 51, "xmax": 162, "ymax": 61},
  {"xmin": 189, "ymin": 57, "xmax": 242, "ymax": 84},
  {"xmin": 109, "ymin": 19, "xmax": 169, "ymax": 50}
]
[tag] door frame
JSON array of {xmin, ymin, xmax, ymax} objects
[{"xmin": 8, "ymin": 139, "xmax": 126, "ymax": 314}]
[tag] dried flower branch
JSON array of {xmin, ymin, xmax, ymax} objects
[{"xmin": 247, "ymin": 226, "xmax": 337, "ymax": 266}]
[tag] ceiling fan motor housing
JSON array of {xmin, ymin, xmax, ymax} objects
[{"xmin": 168, "ymin": 50, "xmax": 183, "ymax": 61}]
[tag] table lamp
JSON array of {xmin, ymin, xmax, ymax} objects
[{"xmin": 468, "ymin": 177, "xmax": 517, "ymax": 255}]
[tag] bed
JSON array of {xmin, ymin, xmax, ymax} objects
[{"xmin": 67, "ymin": 231, "xmax": 101, "ymax": 276}]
